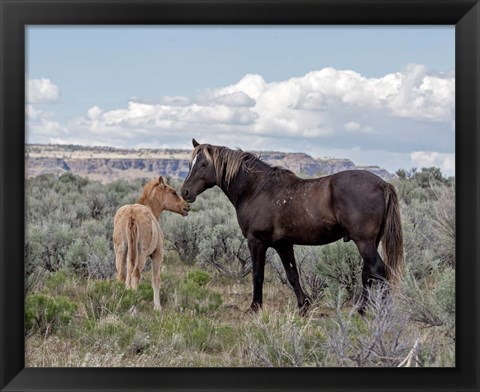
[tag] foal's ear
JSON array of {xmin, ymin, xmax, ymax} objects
[
  {"xmin": 158, "ymin": 176, "xmax": 165, "ymax": 186},
  {"xmin": 192, "ymin": 138, "xmax": 200, "ymax": 147}
]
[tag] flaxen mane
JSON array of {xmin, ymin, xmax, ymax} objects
[{"xmin": 192, "ymin": 144, "xmax": 293, "ymax": 188}]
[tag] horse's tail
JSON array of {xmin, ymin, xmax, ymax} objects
[
  {"xmin": 126, "ymin": 213, "xmax": 139, "ymax": 274},
  {"xmin": 381, "ymin": 183, "xmax": 404, "ymax": 284}
]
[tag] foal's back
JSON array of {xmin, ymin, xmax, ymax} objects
[{"xmin": 113, "ymin": 203, "xmax": 162, "ymax": 257}]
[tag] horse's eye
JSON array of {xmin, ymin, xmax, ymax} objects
[{"xmin": 202, "ymin": 161, "xmax": 208, "ymax": 166}]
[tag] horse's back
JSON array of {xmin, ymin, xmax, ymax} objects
[
  {"xmin": 329, "ymin": 170, "xmax": 387, "ymax": 204},
  {"xmin": 113, "ymin": 204, "xmax": 161, "ymax": 254}
]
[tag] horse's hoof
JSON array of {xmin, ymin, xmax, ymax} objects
[
  {"xmin": 299, "ymin": 299, "xmax": 312, "ymax": 316},
  {"xmin": 356, "ymin": 301, "xmax": 367, "ymax": 316},
  {"xmin": 245, "ymin": 303, "xmax": 261, "ymax": 315}
]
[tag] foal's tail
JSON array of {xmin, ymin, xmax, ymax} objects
[
  {"xmin": 126, "ymin": 214, "xmax": 139, "ymax": 274},
  {"xmin": 381, "ymin": 183, "xmax": 404, "ymax": 284}
]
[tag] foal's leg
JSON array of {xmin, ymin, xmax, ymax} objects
[
  {"xmin": 130, "ymin": 252, "xmax": 147, "ymax": 290},
  {"xmin": 248, "ymin": 238, "xmax": 267, "ymax": 312},
  {"xmin": 126, "ymin": 255, "xmax": 134, "ymax": 289},
  {"xmin": 274, "ymin": 243, "xmax": 311, "ymax": 313},
  {"xmin": 355, "ymin": 239, "xmax": 387, "ymax": 315},
  {"xmin": 114, "ymin": 246, "xmax": 127, "ymax": 283},
  {"xmin": 151, "ymin": 246, "xmax": 164, "ymax": 311}
]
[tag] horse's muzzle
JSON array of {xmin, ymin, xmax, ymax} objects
[{"xmin": 181, "ymin": 189, "xmax": 196, "ymax": 203}]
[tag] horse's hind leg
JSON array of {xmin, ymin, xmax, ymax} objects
[
  {"xmin": 114, "ymin": 246, "xmax": 127, "ymax": 283},
  {"xmin": 151, "ymin": 247, "xmax": 164, "ymax": 311},
  {"xmin": 355, "ymin": 239, "xmax": 387, "ymax": 314},
  {"xmin": 126, "ymin": 252, "xmax": 134, "ymax": 289},
  {"xmin": 274, "ymin": 243, "xmax": 311, "ymax": 313},
  {"xmin": 130, "ymin": 252, "xmax": 147, "ymax": 290}
]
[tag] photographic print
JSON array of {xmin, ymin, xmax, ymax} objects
[{"xmin": 25, "ymin": 26, "xmax": 455, "ymax": 368}]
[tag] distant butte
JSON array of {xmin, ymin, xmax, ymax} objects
[{"xmin": 25, "ymin": 144, "xmax": 395, "ymax": 183}]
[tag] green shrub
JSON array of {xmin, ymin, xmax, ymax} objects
[
  {"xmin": 162, "ymin": 214, "xmax": 203, "ymax": 265},
  {"xmin": 85, "ymin": 235, "xmax": 115, "ymax": 279},
  {"xmin": 42, "ymin": 270, "xmax": 80, "ymax": 298},
  {"xmin": 433, "ymin": 268, "xmax": 455, "ymax": 317},
  {"xmin": 157, "ymin": 313, "xmax": 231, "ymax": 354},
  {"xmin": 186, "ymin": 269, "xmax": 211, "ymax": 287},
  {"xmin": 26, "ymin": 222, "xmax": 75, "ymax": 272},
  {"xmin": 185, "ymin": 318, "xmax": 217, "ymax": 352},
  {"xmin": 315, "ymin": 242, "xmax": 363, "ymax": 302},
  {"xmin": 137, "ymin": 282, "xmax": 154, "ymax": 303},
  {"xmin": 157, "ymin": 270, "xmax": 181, "ymax": 305},
  {"xmin": 83, "ymin": 280, "xmax": 142, "ymax": 320},
  {"xmin": 197, "ymin": 222, "xmax": 251, "ymax": 279},
  {"xmin": 400, "ymin": 268, "xmax": 455, "ymax": 330},
  {"xmin": 63, "ymin": 238, "xmax": 89, "ymax": 272},
  {"xmin": 178, "ymin": 273, "xmax": 222, "ymax": 315},
  {"xmin": 321, "ymin": 287, "xmax": 414, "ymax": 367},
  {"xmin": 81, "ymin": 315, "xmax": 136, "ymax": 350},
  {"xmin": 271, "ymin": 241, "xmax": 362, "ymax": 306},
  {"xmin": 428, "ymin": 185, "xmax": 455, "ymax": 267},
  {"xmin": 25, "ymin": 293, "xmax": 78, "ymax": 335},
  {"xmin": 161, "ymin": 187, "xmax": 240, "ymax": 267},
  {"xmin": 242, "ymin": 310, "xmax": 322, "ymax": 367}
]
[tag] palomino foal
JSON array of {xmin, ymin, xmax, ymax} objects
[{"xmin": 113, "ymin": 177, "xmax": 189, "ymax": 310}]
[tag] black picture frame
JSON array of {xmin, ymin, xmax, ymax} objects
[{"xmin": 1, "ymin": 1, "xmax": 479, "ymax": 391}]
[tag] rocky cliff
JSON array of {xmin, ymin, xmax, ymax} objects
[{"xmin": 25, "ymin": 144, "xmax": 395, "ymax": 183}]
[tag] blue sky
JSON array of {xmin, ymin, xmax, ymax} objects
[{"xmin": 26, "ymin": 26, "xmax": 455, "ymax": 175}]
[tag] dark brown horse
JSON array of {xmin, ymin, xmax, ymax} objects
[{"xmin": 180, "ymin": 139, "xmax": 403, "ymax": 314}]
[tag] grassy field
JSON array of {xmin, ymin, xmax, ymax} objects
[
  {"xmin": 25, "ymin": 254, "xmax": 455, "ymax": 367},
  {"xmin": 25, "ymin": 170, "xmax": 455, "ymax": 367}
]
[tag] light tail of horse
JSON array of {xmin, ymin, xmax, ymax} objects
[
  {"xmin": 382, "ymin": 183, "xmax": 404, "ymax": 284},
  {"xmin": 126, "ymin": 214, "xmax": 139, "ymax": 275}
]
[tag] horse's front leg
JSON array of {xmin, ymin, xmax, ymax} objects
[
  {"xmin": 274, "ymin": 243, "xmax": 311, "ymax": 314},
  {"xmin": 248, "ymin": 238, "xmax": 267, "ymax": 312}
]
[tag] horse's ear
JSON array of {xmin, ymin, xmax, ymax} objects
[
  {"xmin": 192, "ymin": 138, "xmax": 200, "ymax": 147},
  {"xmin": 158, "ymin": 176, "xmax": 165, "ymax": 186}
]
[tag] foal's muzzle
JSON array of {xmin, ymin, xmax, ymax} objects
[{"xmin": 181, "ymin": 205, "xmax": 190, "ymax": 217}]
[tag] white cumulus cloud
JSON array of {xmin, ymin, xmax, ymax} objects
[
  {"xmin": 70, "ymin": 65, "xmax": 454, "ymax": 143},
  {"xmin": 26, "ymin": 78, "xmax": 65, "ymax": 143},
  {"xmin": 344, "ymin": 122, "xmax": 374, "ymax": 133},
  {"xmin": 27, "ymin": 78, "xmax": 61, "ymax": 104},
  {"xmin": 26, "ymin": 104, "xmax": 67, "ymax": 141},
  {"xmin": 87, "ymin": 106, "xmax": 103, "ymax": 120}
]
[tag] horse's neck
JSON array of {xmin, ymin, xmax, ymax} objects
[
  {"xmin": 142, "ymin": 199, "xmax": 163, "ymax": 220},
  {"xmin": 219, "ymin": 161, "xmax": 260, "ymax": 208}
]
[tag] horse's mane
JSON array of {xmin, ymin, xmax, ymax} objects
[
  {"xmin": 192, "ymin": 144, "xmax": 294, "ymax": 188},
  {"xmin": 137, "ymin": 179, "xmax": 157, "ymax": 205}
]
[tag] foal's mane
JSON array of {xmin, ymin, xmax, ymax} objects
[
  {"xmin": 137, "ymin": 179, "xmax": 158, "ymax": 205},
  {"xmin": 192, "ymin": 144, "xmax": 294, "ymax": 188}
]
